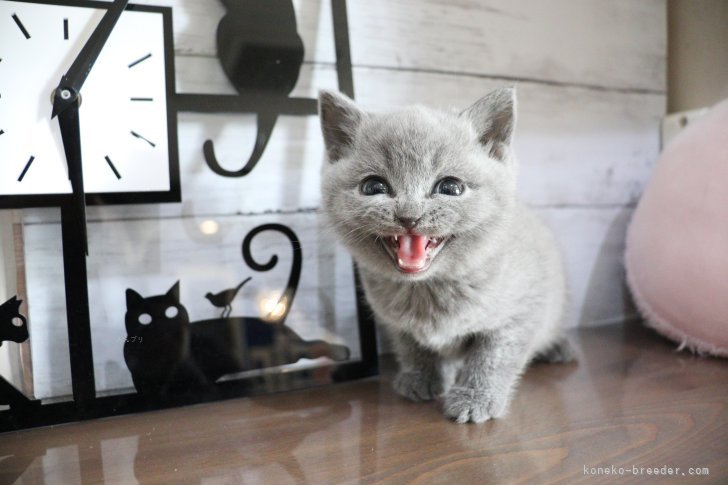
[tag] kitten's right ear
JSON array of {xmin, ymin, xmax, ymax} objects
[
  {"xmin": 318, "ymin": 90, "xmax": 364, "ymax": 162},
  {"xmin": 126, "ymin": 289, "xmax": 144, "ymax": 309}
]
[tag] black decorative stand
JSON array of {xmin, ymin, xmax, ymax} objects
[{"xmin": 0, "ymin": 0, "xmax": 376, "ymax": 434}]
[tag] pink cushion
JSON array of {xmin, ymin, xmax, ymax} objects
[{"xmin": 625, "ymin": 99, "xmax": 728, "ymax": 357}]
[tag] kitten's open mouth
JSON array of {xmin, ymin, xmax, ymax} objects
[{"xmin": 382, "ymin": 234, "xmax": 449, "ymax": 274}]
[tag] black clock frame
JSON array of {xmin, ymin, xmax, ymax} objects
[{"xmin": 0, "ymin": 0, "xmax": 378, "ymax": 433}]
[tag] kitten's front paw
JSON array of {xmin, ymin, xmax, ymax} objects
[
  {"xmin": 393, "ymin": 371, "xmax": 443, "ymax": 402},
  {"xmin": 443, "ymin": 385, "xmax": 509, "ymax": 424}
]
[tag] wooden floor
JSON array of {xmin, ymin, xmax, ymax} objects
[{"xmin": 1, "ymin": 322, "xmax": 726, "ymax": 484}]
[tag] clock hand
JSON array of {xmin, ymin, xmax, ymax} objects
[
  {"xmin": 50, "ymin": 0, "xmax": 128, "ymax": 255},
  {"xmin": 51, "ymin": 0, "xmax": 129, "ymax": 118},
  {"xmin": 57, "ymin": 104, "xmax": 88, "ymax": 255}
]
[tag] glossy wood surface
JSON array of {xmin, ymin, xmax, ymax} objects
[{"xmin": 2, "ymin": 322, "xmax": 726, "ymax": 484}]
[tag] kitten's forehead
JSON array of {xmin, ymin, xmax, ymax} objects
[{"xmin": 357, "ymin": 106, "xmax": 472, "ymax": 176}]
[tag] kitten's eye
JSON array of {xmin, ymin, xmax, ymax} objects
[
  {"xmin": 434, "ymin": 177, "xmax": 464, "ymax": 196},
  {"xmin": 165, "ymin": 306, "xmax": 179, "ymax": 319},
  {"xmin": 11, "ymin": 317, "xmax": 24, "ymax": 328},
  {"xmin": 138, "ymin": 313, "xmax": 152, "ymax": 325},
  {"xmin": 360, "ymin": 177, "xmax": 390, "ymax": 196}
]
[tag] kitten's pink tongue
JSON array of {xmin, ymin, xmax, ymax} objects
[{"xmin": 397, "ymin": 234, "xmax": 428, "ymax": 271}]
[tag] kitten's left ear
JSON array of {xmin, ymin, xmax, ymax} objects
[
  {"xmin": 318, "ymin": 90, "xmax": 365, "ymax": 162},
  {"xmin": 461, "ymin": 87, "xmax": 516, "ymax": 161}
]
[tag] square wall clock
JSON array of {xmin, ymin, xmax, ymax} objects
[{"xmin": 0, "ymin": 0, "xmax": 180, "ymax": 208}]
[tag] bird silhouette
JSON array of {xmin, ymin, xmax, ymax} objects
[{"xmin": 205, "ymin": 277, "xmax": 252, "ymax": 317}]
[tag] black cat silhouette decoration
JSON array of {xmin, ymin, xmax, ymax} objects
[
  {"xmin": 0, "ymin": 296, "xmax": 28, "ymax": 346},
  {"xmin": 203, "ymin": 0, "xmax": 305, "ymax": 178},
  {"xmin": 0, "ymin": 296, "xmax": 38, "ymax": 411},
  {"xmin": 123, "ymin": 224, "xmax": 350, "ymax": 398}
]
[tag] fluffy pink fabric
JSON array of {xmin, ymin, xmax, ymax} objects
[{"xmin": 625, "ymin": 99, "xmax": 728, "ymax": 357}]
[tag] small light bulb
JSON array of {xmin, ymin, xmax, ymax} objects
[
  {"xmin": 199, "ymin": 220, "xmax": 219, "ymax": 235},
  {"xmin": 258, "ymin": 294, "xmax": 288, "ymax": 322}
]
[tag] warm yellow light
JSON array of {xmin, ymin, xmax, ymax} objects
[
  {"xmin": 258, "ymin": 294, "xmax": 288, "ymax": 321},
  {"xmin": 199, "ymin": 220, "xmax": 219, "ymax": 235}
]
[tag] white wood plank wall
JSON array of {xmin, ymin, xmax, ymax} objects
[{"xmin": 18, "ymin": 0, "xmax": 666, "ymax": 398}]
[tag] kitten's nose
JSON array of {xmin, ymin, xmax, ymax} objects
[{"xmin": 396, "ymin": 216, "xmax": 421, "ymax": 230}]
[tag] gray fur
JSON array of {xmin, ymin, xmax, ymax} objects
[{"xmin": 318, "ymin": 88, "xmax": 574, "ymax": 423}]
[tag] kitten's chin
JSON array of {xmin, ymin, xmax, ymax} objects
[{"xmin": 380, "ymin": 234, "xmax": 450, "ymax": 276}]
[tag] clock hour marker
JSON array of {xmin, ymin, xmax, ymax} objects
[
  {"xmin": 130, "ymin": 97, "xmax": 153, "ymax": 102},
  {"xmin": 130, "ymin": 130, "xmax": 156, "ymax": 147},
  {"xmin": 128, "ymin": 53, "xmax": 152, "ymax": 68},
  {"xmin": 12, "ymin": 14, "xmax": 31, "ymax": 39},
  {"xmin": 105, "ymin": 156, "xmax": 122, "ymax": 179},
  {"xmin": 17, "ymin": 156, "xmax": 35, "ymax": 182},
  {"xmin": 63, "ymin": 18, "xmax": 69, "ymax": 40}
]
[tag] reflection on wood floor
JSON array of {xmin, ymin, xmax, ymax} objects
[{"xmin": 1, "ymin": 322, "xmax": 727, "ymax": 484}]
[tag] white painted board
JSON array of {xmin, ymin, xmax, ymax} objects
[{"xmin": 131, "ymin": 0, "xmax": 666, "ymax": 91}]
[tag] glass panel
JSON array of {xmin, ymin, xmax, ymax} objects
[
  {"xmin": 82, "ymin": 210, "xmax": 362, "ymax": 397},
  {"xmin": 2, "ymin": 208, "xmax": 73, "ymax": 411}
]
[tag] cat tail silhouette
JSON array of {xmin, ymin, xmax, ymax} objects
[
  {"xmin": 202, "ymin": 112, "xmax": 278, "ymax": 178},
  {"xmin": 242, "ymin": 224, "xmax": 301, "ymax": 323}
]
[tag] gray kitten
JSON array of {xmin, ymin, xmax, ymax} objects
[{"xmin": 318, "ymin": 88, "xmax": 575, "ymax": 423}]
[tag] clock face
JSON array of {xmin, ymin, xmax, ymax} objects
[{"xmin": 0, "ymin": 0, "xmax": 179, "ymax": 207}]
